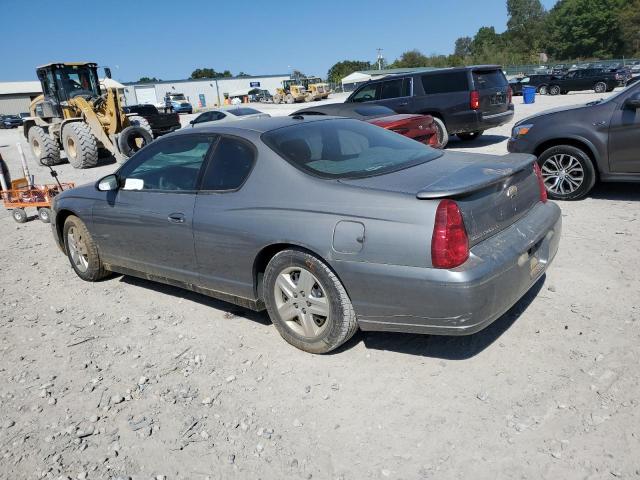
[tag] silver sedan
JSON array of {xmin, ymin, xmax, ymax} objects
[{"xmin": 189, "ymin": 107, "xmax": 270, "ymax": 127}]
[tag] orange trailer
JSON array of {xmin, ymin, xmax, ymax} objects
[{"xmin": 1, "ymin": 177, "xmax": 74, "ymax": 223}]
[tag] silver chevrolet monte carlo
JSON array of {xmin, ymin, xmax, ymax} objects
[{"xmin": 51, "ymin": 116, "xmax": 561, "ymax": 353}]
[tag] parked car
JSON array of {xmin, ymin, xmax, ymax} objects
[
  {"xmin": 510, "ymin": 74, "xmax": 562, "ymax": 95},
  {"xmin": 18, "ymin": 112, "xmax": 30, "ymax": 119},
  {"xmin": 343, "ymin": 65, "xmax": 514, "ymax": 147},
  {"xmin": 292, "ymin": 103, "xmax": 440, "ymax": 147},
  {"xmin": 122, "ymin": 104, "xmax": 181, "ymax": 137},
  {"xmin": 508, "ymin": 82, "xmax": 640, "ymax": 200},
  {"xmin": 547, "ymin": 68, "xmax": 618, "ymax": 95},
  {"xmin": 50, "ymin": 116, "xmax": 560, "ymax": 353},
  {"xmin": 164, "ymin": 93, "xmax": 193, "ymax": 114},
  {"xmin": 0, "ymin": 114, "xmax": 23, "ymax": 129},
  {"xmin": 250, "ymin": 89, "xmax": 274, "ymax": 103},
  {"xmin": 189, "ymin": 107, "xmax": 270, "ymax": 127}
]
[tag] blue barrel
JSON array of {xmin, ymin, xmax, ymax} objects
[{"xmin": 522, "ymin": 86, "xmax": 536, "ymax": 104}]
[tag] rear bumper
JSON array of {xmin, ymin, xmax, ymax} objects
[
  {"xmin": 447, "ymin": 105, "xmax": 514, "ymax": 134},
  {"xmin": 334, "ymin": 201, "xmax": 561, "ymax": 335}
]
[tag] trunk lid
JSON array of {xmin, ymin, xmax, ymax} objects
[
  {"xmin": 472, "ymin": 68, "xmax": 510, "ymax": 116},
  {"xmin": 338, "ymin": 151, "xmax": 541, "ymax": 245}
]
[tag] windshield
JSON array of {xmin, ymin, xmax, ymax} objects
[
  {"xmin": 228, "ymin": 108, "xmax": 261, "ymax": 116},
  {"xmin": 54, "ymin": 65, "xmax": 101, "ymax": 99},
  {"xmin": 597, "ymin": 80, "xmax": 639, "ymax": 104},
  {"xmin": 262, "ymin": 119, "xmax": 442, "ymax": 179},
  {"xmin": 170, "ymin": 94, "xmax": 186, "ymax": 101}
]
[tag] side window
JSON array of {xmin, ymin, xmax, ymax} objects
[
  {"xmin": 212, "ymin": 112, "xmax": 226, "ymax": 121},
  {"xmin": 351, "ymin": 83, "xmax": 379, "ymax": 103},
  {"xmin": 201, "ymin": 137, "xmax": 255, "ymax": 191},
  {"xmin": 195, "ymin": 112, "xmax": 212, "ymax": 123},
  {"xmin": 422, "ymin": 72, "xmax": 469, "ymax": 94},
  {"xmin": 119, "ymin": 135, "xmax": 214, "ymax": 191},
  {"xmin": 380, "ymin": 79, "xmax": 404, "ymax": 99}
]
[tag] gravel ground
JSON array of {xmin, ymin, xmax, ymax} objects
[{"xmin": 1, "ymin": 89, "xmax": 639, "ymax": 480}]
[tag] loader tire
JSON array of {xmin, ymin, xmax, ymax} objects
[
  {"xmin": 286, "ymin": 94, "xmax": 295, "ymax": 104},
  {"xmin": 62, "ymin": 122, "xmax": 98, "ymax": 169},
  {"xmin": 128, "ymin": 115, "xmax": 154, "ymax": 138},
  {"xmin": 117, "ymin": 126, "xmax": 153, "ymax": 159},
  {"xmin": 28, "ymin": 126, "xmax": 61, "ymax": 165}
]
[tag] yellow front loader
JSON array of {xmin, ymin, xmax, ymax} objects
[{"xmin": 22, "ymin": 62, "xmax": 152, "ymax": 169}]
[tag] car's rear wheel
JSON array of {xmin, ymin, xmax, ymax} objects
[
  {"xmin": 457, "ymin": 131, "xmax": 483, "ymax": 141},
  {"xmin": 431, "ymin": 117, "xmax": 449, "ymax": 148},
  {"xmin": 594, "ymin": 82, "xmax": 607, "ymax": 93},
  {"xmin": 263, "ymin": 249, "xmax": 358, "ymax": 353},
  {"xmin": 63, "ymin": 215, "xmax": 110, "ymax": 281},
  {"xmin": 538, "ymin": 145, "xmax": 596, "ymax": 201},
  {"xmin": 549, "ymin": 85, "xmax": 561, "ymax": 95}
]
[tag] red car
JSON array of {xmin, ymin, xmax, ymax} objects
[{"xmin": 292, "ymin": 104, "xmax": 441, "ymax": 148}]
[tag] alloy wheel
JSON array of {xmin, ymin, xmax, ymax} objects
[
  {"xmin": 67, "ymin": 226, "xmax": 89, "ymax": 272},
  {"xmin": 541, "ymin": 154, "xmax": 584, "ymax": 196},
  {"xmin": 273, "ymin": 266, "xmax": 330, "ymax": 338}
]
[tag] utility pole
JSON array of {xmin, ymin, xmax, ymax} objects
[{"xmin": 376, "ymin": 48, "xmax": 383, "ymax": 70}]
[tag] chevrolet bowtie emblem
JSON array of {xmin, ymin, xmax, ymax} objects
[{"xmin": 506, "ymin": 185, "xmax": 518, "ymax": 198}]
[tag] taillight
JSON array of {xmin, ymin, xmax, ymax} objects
[
  {"xmin": 533, "ymin": 162, "xmax": 548, "ymax": 203},
  {"xmin": 507, "ymin": 86, "xmax": 513, "ymax": 104},
  {"xmin": 431, "ymin": 200, "xmax": 469, "ymax": 269},
  {"xmin": 470, "ymin": 90, "xmax": 480, "ymax": 110}
]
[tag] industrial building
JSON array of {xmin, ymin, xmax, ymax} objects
[
  {"xmin": 0, "ymin": 78, "xmax": 125, "ymax": 115},
  {"xmin": 122, "ymin": 74, "xmax": 290, "ymax": 109}
]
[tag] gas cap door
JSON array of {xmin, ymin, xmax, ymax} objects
[{"xmin": 332, "ymin": 221, "xmax": 365, "ymax": 254}]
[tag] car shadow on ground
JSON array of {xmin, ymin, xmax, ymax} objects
[
  {"xmin": 588, "ymin": 182, "xmax": 640, "ymax": 201},
  {"xmin": 341, "ymin": 275, "xmax": 546, "ymax": 359},
  {"xmin": 117, "ymin": 275, "xmax": 272, "ymax": 326},
  {"xmin": 447, "ymin": 134, "xmax": 509, "ymax": 150}
]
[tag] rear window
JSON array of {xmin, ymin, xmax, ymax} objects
[
  {"xmin": 228, "ymin": 108, "xmax": 261, "ymax": 116},
  {"xmin": 262, "ymin": 119, "xmax": 442, "ymax": 179},
  {"xmin": 379, "ymin": 78, "xmax": 411, "ymax": 99},
  {"xmin": 472, "ymin": 70, "xmax": 507, "ymax": 88},
  {"xmin": 421, "ymin": 72, "xmax": 468, "ymax": 94}
]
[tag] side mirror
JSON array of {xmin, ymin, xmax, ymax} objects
[
  {"xmin": 104, "ymin": 67, "xmax": 112, "ymax": 79},
  {"xmin": 624, "ymin": 94, "xmax": 640, "ymax": 110},
  {"xmin": 189, "ymin": 120, "xmax": 196, "ymax": 126},
  {"xmin": 97, "ymin": 174, "xmax": 118, "ymax": 191}
]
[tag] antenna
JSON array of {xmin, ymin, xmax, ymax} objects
[{"xmin": 376, "ymin": 48, "xmax": 384, "ymax": 71}]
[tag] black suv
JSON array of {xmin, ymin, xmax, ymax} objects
[
  {"xmin": 508, "ymin": 82, "xmax": 640, "ymax": 200},
  {"xmin": 547, "ymin": 68, "xmax": 618, "ymax": 96},
  {"xmin": 345, "ymin": 66, "xmax": 514, "ymax": 147},
  {"xmin": 510, "ymin": 74, "xmax": 562, "ymax": 95}
]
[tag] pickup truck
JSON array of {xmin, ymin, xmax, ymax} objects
[
  {"xmin": 122, "ymin": 105, "xmax": 181, "ymax": 137},
  {"xmin": 547, "ymin": 68, "xmax": 619, "ymax": 95}
]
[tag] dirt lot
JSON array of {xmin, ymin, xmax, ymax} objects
[{"xmin": 1, "ymin": 90, "xmax": 639, "ymax": 480}]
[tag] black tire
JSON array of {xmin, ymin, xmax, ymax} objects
[
  {"xmin": 537, "ymin": 145, "xmax": 597, "ymax": 201},
  {"xmin": 594, "ymin": 82, "xmax": 607, "ymax": 94},
  {"xmin": 263, "ymin": 249, "xmax": 358, "ymax": 353},
  {"xmin": 431, "ymin": 116, "xmax": 449, "ymax": 148},
  {"xmin": 549, "ymin": 85, "xmax": 561, "ymax": 96},
  {"xmin": 0, "ymin": 156, "xmax": 10, "ymax": 189},
  {"xmin": 12, "ymin": 208, "xmax": 27, "ymax": 223},
  {"xmin": 63, "ymin": 215, "xmax": 109, "ymax": 281},
  {"xmin": 117, "ymin": 125, "xmax": 153, "ymax": 158},
  {"xmin": 28, "ymin": 126, "xmax": 61, "ymax": 165},
  {"xmin": 560, "ymin": 90, "xmax": 569, "ymax": 95},
  {"xmin": 128, "ymin": 115, "xmax": 153, "ymax": 138},
  {"xmin": 457, "ymin": 131, "xmax": 483, "ymax": 141},
  {"xmin": 62, "ymin": 122, "xmax": 98, "ymax": 169},
  {"xmin": 37, "ymin": 207, "xmax": 51, "ymax": 223},
  {"xmin": 538, "ymin": 85, "xmax": 548, "ymax": 95}
]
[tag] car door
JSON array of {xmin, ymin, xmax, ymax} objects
[
  {"xmin": 608, "ymin": 91, "xmax": 640, "ymax": 173},
  {"xmin": 192, "ymin": 135, "xmax": 258, "ymax": 299},
  {"xmin": 91, "ymin": 134, "xmax": 216, "ymax": 283},
  {"xmin": 375, "ymin": 77, "xmax": 413, "ymax": 113}
]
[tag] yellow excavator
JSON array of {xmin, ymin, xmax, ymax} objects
[
  {"xmin": 22, "ymin": 62, "xmax": 153, "ymax": 169},
  {"xmin": 273, "ymin": 79, "xmax": 308, "ymax": 104}
]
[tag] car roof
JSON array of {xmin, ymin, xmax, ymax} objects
[
  {"xmin": 366, "ymin": 65, "xmax": 503, "ymax": 82},
  {"xmin": 178, "ymin": 115, "xmax": 337, "ymax": 135}
]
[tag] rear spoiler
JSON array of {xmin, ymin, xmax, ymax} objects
[{"xmin": 416, "ymin": 153, "xmax": 536, "ymax": 199}]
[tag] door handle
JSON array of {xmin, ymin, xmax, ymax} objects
[
  {"xmin": 398, "ymin": 102, "xmax": 409, "ymax": 106},
  {"xmin": 168, "ymin": 213, "xmax": 185, "ymax": 224}
]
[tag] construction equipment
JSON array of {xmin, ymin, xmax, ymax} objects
[
  {"xmin": 22, "ymin": 62, "xmax": 153, "ymax": 169},
  {"xmin": 1, "ymin": 148, "xmax": 73, "ymax": 224},
  {"xmin": 299, "ymin": 77, "xmax": 331, "ymax": 101},
  {"xmin": 273, "ymin": 79, "xmax": 308, "ymax": 104}
]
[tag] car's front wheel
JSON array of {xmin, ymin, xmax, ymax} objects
[
  {"xmin": 594, "ymin": 82, "xmax": 607, "ymax": 93},
  {"xmin": 538, "ymin": 85, "xmax": 548, "ymax": 95},
  {"xmin": 263, "ymin": 249, "xmax": 358, "ymax": 353},
  {"xmin": 63, "ymin": 215, "xmax": 110, "ymax": 281},
  {"xmin": 538, "ymin": 145, "xmax": 596, "ymax": 200},
  {"xmin": 549, "ymin": 85, "xmax": 561, "ymax": 95}
]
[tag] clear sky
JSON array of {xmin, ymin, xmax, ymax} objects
[{"xmin": 0, "ymin": 0, "xmax": 558, "ymax": 82}]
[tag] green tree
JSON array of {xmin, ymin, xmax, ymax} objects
[
  {"xmin": 391, "ymin": 49, "xmax": 430, "ymax": 68},
  {"xmin": 237, "ymin": 71, "xmax": 251, "ymax": 77},
  {"xmin": 619, "ymin": 0, "xmax": 640, "ymax": 56},
  {"xmin": 505, "ymin": 0, "xmax": 547, "ymax": 59},
  {"xmin": 546, "ymin": 0, "xmax": 626, "ymax": 59},
  {"xmin": 454, "ymin": 37, "xmax": 473, "ymax": 57},
  {"xmin": 137, "ymin": 76, "xmax": 160, "ymax": 83},
  {"xmin": 190, "ymin": 68, "xmax": 234, "ymax": 79},
  {"xmin": 326, "ymin": 60, "xmax": 372, "ymax": 83}
]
